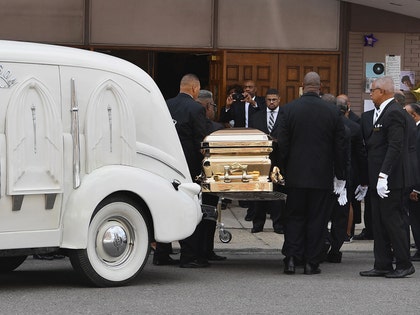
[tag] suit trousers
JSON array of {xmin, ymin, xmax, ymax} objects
[
  {"xmin": 252, "ymin": 200, "xmax": 284, "ymax": 230},
  {"xmin": 282, "ymin": 188, "xmax": 334, "ymax": 265},
  {"xmin": 328, "ymin": 198, "xmax": 350, "ymax": 253},
  {"xmin": 409, "ymin": 198, "xmax": 420, "ymax": 250},
  {"xmin": 371, "ymin": 189, "xmax": 412, "ymax": 270}
]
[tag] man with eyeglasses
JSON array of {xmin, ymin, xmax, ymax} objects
[
  {"xmin": 360, "ymin": 76, "xmax": 418, "ymax": 278},
  {"xmin": 248, "ymin": 89, "xmax": 285, "ymax": 234},
  {"xmin": 219, "ymin": 80, "xmax": 265, "ymax": 128},
  {"xmin": 196, "ymin": 90, "xmax": 227, "ymax": 262}
]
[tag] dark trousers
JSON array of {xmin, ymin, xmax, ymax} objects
[
  {"xmin": 328, "ymin": 197, "xmax": 350, "ymax": 253},
  {"xmin": 371, "ymin": 189, "xmax": 412, "ymax": 270},
  {"xmin": 362, "ymin": 190, "xmax": 374, "ymax": 237},
  {"xmin": 179, "ymin": 219, "xmax": 207, "ymax": 264},
  {"xmin": 282, "ymin": 188, "xmax": 334, "ymax": 265},
  {"xmin": 409, "ymin": 197, "xmax": 420, "ymax": 250},
  {"xmin": 252, "ymin": 200, "xmax": 284, "ymax": 230}
]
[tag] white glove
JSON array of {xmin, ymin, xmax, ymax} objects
[
  {"xmin": 354, "ymin": 185, "xmax": 368, "ymax": 201},
  {"xmin": 376, "ymin": 177, "xmax": 389, "ymax": 198},
  {"xmin": 337, "ymin": 188, "xmax": 348, "ymax": 206},
  {"xmin": 333, "ymin": 176, "xmax": 346, "ymax": 195}
]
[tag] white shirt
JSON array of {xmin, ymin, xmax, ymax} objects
[
  {"xmin": 373, "ymin": 97, "xmax": 393, "ymax": 124},
  {"xmin": 245, "ymin": 96, "xmax": 257, "ymax": 128}
]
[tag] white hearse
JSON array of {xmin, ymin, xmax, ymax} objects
[{"xmin": 0, "ymin": 40, "xmax": 202, "ymax": 286}]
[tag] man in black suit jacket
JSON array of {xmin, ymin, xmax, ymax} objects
[
  {"xmin": 353, "ymin": 108, "xmax": 376, "ymax": 241},
  {"xmin": 360, "ymin": 76, "xmax": 418, "ymax": 278},
  {"xmin": 197, "ymin": 89, "xmax": 227, "ymax": 262},
  {"xmin": 276, "ymin": 72, "xmax": 347, "ymax": 275},
  {"xmin": 154, "ymin": 74, "xmax": 209, "ymax": 268},
  {"xmin": 405, "ymin": 102, "xmax": 420, "ymax": 261},
  {"xmin": 219, "ymin": 80, "xmax": 265, "ymax": 128},
  {"xmin": 248, "ymin": 88, "xmax": 284, "ymax": 234},
  {"xmin": 324, "ymin": 96, "xmax": 368, "ymax": 263}
]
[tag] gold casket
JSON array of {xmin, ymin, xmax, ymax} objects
[{"xmin": 200, "ymin": 128, "xmax": 283, "ymax": 195}]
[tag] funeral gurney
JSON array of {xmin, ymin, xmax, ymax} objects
[{"xmin": 198, "ymin": 128, "xmax": 287, "ymax": 243}]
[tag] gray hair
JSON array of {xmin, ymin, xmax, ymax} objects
[
  {"xmin": 374, "ymin": 76, "xmax": 395, "ymax": 93},
  {"xmin": 321, "ymin": 93, "xmax": 336, "ymax": 104},
  {"xmin": 198, "ymin": 89, "xmax": 213, "ymax": 99}
]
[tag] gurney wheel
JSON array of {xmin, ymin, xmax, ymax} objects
[{"xmin": 219, "ymin": 229, "xmax": 232, "ymax": 243}]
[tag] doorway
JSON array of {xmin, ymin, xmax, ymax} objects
[{"xmin": 155, "ymin": 52, "xmax": 210, "ymax": 100}]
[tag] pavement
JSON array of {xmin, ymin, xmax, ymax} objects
[{"xmin": 176, "ymin": 200, "xmax": 375, "ymax": 254}]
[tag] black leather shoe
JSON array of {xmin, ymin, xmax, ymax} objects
[
  {"xmin": 207, "ymin": 253, "xmax": 227, "ymax": 261},
  {"xmin": 353, "ymin": 230, "xmax": 373, "ymax": 240},
  {"xmin": 326, "ymin": 251, "xmax": 342, "ymax": 263},
  {"xmin": 153, "ymin": 256, "xmax": 180, "ymax": 266},
  {"xmin": 284, "ymin": 257, "xmax": 295, "ymax": 274},
  {"xmin": 359, "ymin": 268, "xmax": 392, "ymax": 277},
  {"xmin": 180, "ymin": 260, "xmax": 210, "ymax": 268},
  {"xmin": 385, "ymin": 265, "xmax": 415, "ymax": 278},
  {"xmin": 251, "ymin": 227, "xmax": 263, "ymax": 233},
  {"xmin": 411, "ymin": 252, "xmax": 420, "ymax": 261},
  {"xmin": 273, "ymin": 227, "xmax": 284, "ymax": 234},
  {"xmin": 304, "ymin": 263, "xmax": 321, "ymax": 275}
]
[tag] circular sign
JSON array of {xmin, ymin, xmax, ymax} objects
[{"xmin": 373, "ymin": 63, "xmax": 384, "ymax": 75}]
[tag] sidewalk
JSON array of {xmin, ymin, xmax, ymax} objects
[{"xmin": 210, "ymin": 200, "xmax": 374, "ymax": 253}]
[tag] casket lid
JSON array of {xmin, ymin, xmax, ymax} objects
[{"xmin": 202, "ymin": 128, "xmax": 271, "ymax": 149}]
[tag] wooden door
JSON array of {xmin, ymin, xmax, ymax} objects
[
  {"xmin": 225, "ymin": 52, "xmax": 279, "ymax": 100},
  {"xmin": 278, "ymin": 53, "xmax": 340, "ymax": 105},
  {"xmin": 209, "ymin": 50, "xmax": 226, "ymax": 117}
]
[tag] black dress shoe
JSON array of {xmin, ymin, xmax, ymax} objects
[
  {"xmin": 385, "ymin": 265, "xmax": 415, "ymax": 278},
  {"xmin": 153, "ymin": 256, "xmax": 180, "ymax": 266},
  {"xmin": 353, "ymin": 230, "xmax": 373, "ymax": 241},
  {"xmin": 207, "ymin": 253, "xmax": 227, "ymax": 261},
  {"xmin": 180, "ymin": 260, "xmax": 210, "ymax": 268},
  {"xmin": 251, "ymin": 227, "xmax": 263, "ymax": 233},
  {"xmin": 326, "ymin": 251, "xmax": 342, "ymax": 263},
  {"xmin": 273, "ymin": 227, "xmax": 284, "ymax": 234},
  {"xmin": 411, "ymin": 251, "xmax": 420, "ymax": 261},
  {"xmin": 359, "ymin": 268, "xmax": 392, "ymax": 277},
  {"xmin": 304, "ymin": 263, "xmax": 321, "ymax": 275},
  {"xmin": 284, "ymin": 257, "xmax": 295, "ymax": 274}
]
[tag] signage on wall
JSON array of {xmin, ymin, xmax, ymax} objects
[
  {"xmin": 385, "ymin": 55, "xmax": 401, "ymax": 91},
  {"xmin": 365, "ymin": 62, "xmax": 385, "ymax": 93}
]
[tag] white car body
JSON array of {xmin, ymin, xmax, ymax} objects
[{"xmin": 0, "ymin": 40, "xmax": 202, "ymax": 286}]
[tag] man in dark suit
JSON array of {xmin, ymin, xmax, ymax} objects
[
  {"xmin": 197, "ymin": 89, "xmax": 227, "ymax": 262},
  {"xmin": 276, "ymin": 72, "xmax": 347, "ymax": 275},
  {"xmin": 324, "ymin": 95, "xmax": 368, "ymax": 263},
  {"xmin": 248, "ymin": 88, "xmax": 285, "ymax": 234},
  {"xmin": 219, "ymin": 80, "xmax": 266, "ymax": 220},
  {"xmin": 360, "ymin": 76, "xmax": 417, "ymax": 278},
  {"xmin": 219, "ymin": 80, "xmax": 265, "ymax": 128},
  {"xmin": 154, "ymin": 74, "xmax": 209, "ymax": 268},
  {"xmin": 405, "ymin": 102, "xmax": 420, "ymax": 261},
  {"xmin": 337, "ymin": 94, "xmax": 364, "ymax": 239},
  {"xmin": 353, "ymin": 108, "xmax": 376, "ymax": 241}
]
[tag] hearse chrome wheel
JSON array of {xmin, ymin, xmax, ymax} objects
[{"xmin": 69, "ymin": 196, "xmax": 150, "ymax": 287}]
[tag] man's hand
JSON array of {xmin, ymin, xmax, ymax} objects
[
  {"xmin": 409, "ymin": 191, "xmax": 419, "ymax": 202},
  {"xmin": 337, "ymin": 188, "xmax": 347, "ymax": 206},
  {"xmin": 225, "ymin": 94, "xmax": 234, "ymax": 109},
  {"xmin": 333, "ymin": 176, "xmax": 346, "ymax": 195},
  {"xmin": 376, "ymin": 177, "xmax": 389, "ymax": 198},
  {"xmin": 354, "ymin": 185, "xmax": 368, "ymax": 201}
]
